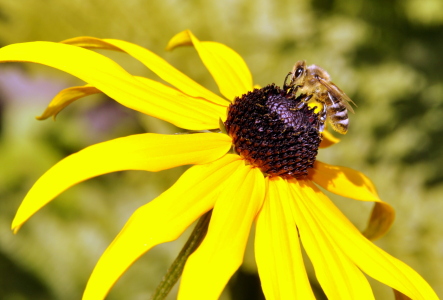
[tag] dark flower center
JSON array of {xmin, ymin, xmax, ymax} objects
[{"xmin": 224, "ymin": 84, "xmax": 323, "ymax": 179}]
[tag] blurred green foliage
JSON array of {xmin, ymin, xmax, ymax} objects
[{"xmin": 0, "ymin": 0, "xmax": 442, "ymax": 299}]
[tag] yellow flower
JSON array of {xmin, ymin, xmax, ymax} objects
[{"xmin": 0, "ymin": 30, "xmax": 438, "ymax": 300}]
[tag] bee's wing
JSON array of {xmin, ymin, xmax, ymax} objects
[{"xmin": 318, "ymin": 78, "xmax": 356, "ymax": 114}]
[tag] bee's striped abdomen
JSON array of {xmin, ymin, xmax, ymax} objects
[{"xmin": 327, "ymin": 103, "xmax": 348, "ymax": 134}]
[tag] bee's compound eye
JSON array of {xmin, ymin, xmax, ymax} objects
[{"xmin": 295, "ymin": 68, "xmax": 304, "ymax": 78}]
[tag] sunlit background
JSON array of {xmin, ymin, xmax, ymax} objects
[{"xmin": 0, "ymin": 0, "xmax": 442, "ymax": 299}]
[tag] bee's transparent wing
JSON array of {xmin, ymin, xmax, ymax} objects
[{"xmin": 318, "ymin": 78, "xmax": 356, "ymax": 114}]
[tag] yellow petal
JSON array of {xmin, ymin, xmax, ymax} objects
[
  {"xmin": 296, "ymin": 180, "xmax": 439, "ymax": 300},
  {"xmin": 12, "ymin": 133, "xmax": 231, "ymax": 232},
  {"xmin": 362, "ymin": 202, "xmax": 396, "ymax": 241},
  {"xmin": 37, "ymin": 75, "xmax": 227, "ymax": 124},
  {"xmin": 309, "ymin": 161, "xmax": 395, "ymax": 239},
  {"xmin": 83, "ymin": 154, "xmax": 242, "ymax": 300},
  {"xmin": 166, "ymin": 30, "xmax": 253, "ymax": 101},
  {"xmin": 289, "ymin": 180, "xmax": 375, "ymax": 300},
  {"xmin": 134, "ymin": 76, "xmax": 227, "ymax": 128},
  {"xmin": 309, "ymin": 161, "xmax": 380, "ymax": 202},
  {"xmin": 178, "ymin": 161, "xmax": 265, "ymax": 300},
  {"xmin": 61, "ymin": 37, "xmax": 228, "ymax": 106},
  {"xmin": 319, "ymin": 130, "xmax": 340, "ymax": 148},
  {"xmin": 255, "ymin": 177, "xmax": 315, "ymax": 300},
  {"xmin": 36, "ymin": 85, "xmax": 100, "ymax": 120},
  {"xmin": 0, "ymin": 42, "xmax": 223, "ymax": 130}
]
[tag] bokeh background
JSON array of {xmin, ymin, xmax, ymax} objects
[{"xmin": 0, "ymin": 0, "xmax": 442, "ymax": 299}]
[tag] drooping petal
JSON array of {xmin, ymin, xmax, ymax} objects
[
  {"xmin": 296, "ymin": 180, "xmax": 439, "ymax": 300},
  {"xmin": 289, "ymin": 180, "xmax": 375, "ymax": 300},
  {"xmin": 255, "ymin": 177, "xmax": 315, "ymax": 300},
  {"xmin": 361, "ymin": 202, "xmax": 396, "ymax": 241},
  {"xmin": 12, "ymin": 133, "xmax": 231, "ymax": 232},
  {"xmin": 0, "ymin": 42, "xmax": 224, "ymax": 130},
  {"xmin": 178, "ymin": 161, "xmax": 265, "ymax": 300},
  {"xmin": 309, "ymin": 161, "xmax": 395, "ymax": 240},
  {"xmin": 36, "ymin": 85, "xmax": 100, "ymax": 120},
  {"xmin": 166, "ymin": 30, "xmax": 253, "ymax": 101},
  {"xmin": 319, "ymin": 130, "xmax": 340, "ymax": 148},
  {"xmin": 61, "ymin": 37, "xmax": 228, "ymax": 106},
  {"xmin": 83, "ymin": 154, "xmax": 242, "ymax": 300}
]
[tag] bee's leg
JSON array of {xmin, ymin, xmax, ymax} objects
[
  {"xmin": 318, "ymin": 104, "xmax": 327, "ymax": 132},
  {"xmin": 295, "ymin": 94, "xmax": 312, "ymax": 109},
  {"xmin": 319, "ymin": 104, "xmax": 327, "ymax": 122},
  {"xmin": 283, "ymin": 72, "xmax": 292, "ymax": 90}
]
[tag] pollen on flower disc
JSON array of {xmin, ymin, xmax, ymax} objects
[{"xmin": 224, "ymin": 84, "xmax": 322, "ymax": 179}]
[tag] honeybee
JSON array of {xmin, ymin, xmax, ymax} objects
[{"xmin": 284, "ymin": 60, "xmax": 356, "ymax": 134}]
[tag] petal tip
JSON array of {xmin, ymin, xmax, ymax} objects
[
  {"xmin": 11, "ymin": 222, "xmax": 22, "ymax": 234},
  {"xmin": 319, "ymin": 130, "xmax": 340, "ymax": 148},
  {"xmin": 165, "ymin": 30, "xmax": 193, "ymax": 51},
  {"xmin": 35, "ymin": 114, "xmax": 52, "ymax": 121}
]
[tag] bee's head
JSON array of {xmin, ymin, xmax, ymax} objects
[
  {"xmin": 306, "ymin": 64, "xmax": 331, "ymax": 84},
  {"xmin": 290, "ymin": 60, "xmax": 307, "ymax": 87}
]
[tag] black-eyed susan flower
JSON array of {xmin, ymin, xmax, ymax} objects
[{"xmin": 0, "ymin": 30, "xmax": 439, "ymax": 300}]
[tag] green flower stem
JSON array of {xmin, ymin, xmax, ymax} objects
[{"xmin": 150, "ymin": 210, "xmax": 213, "ymax": 300}]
